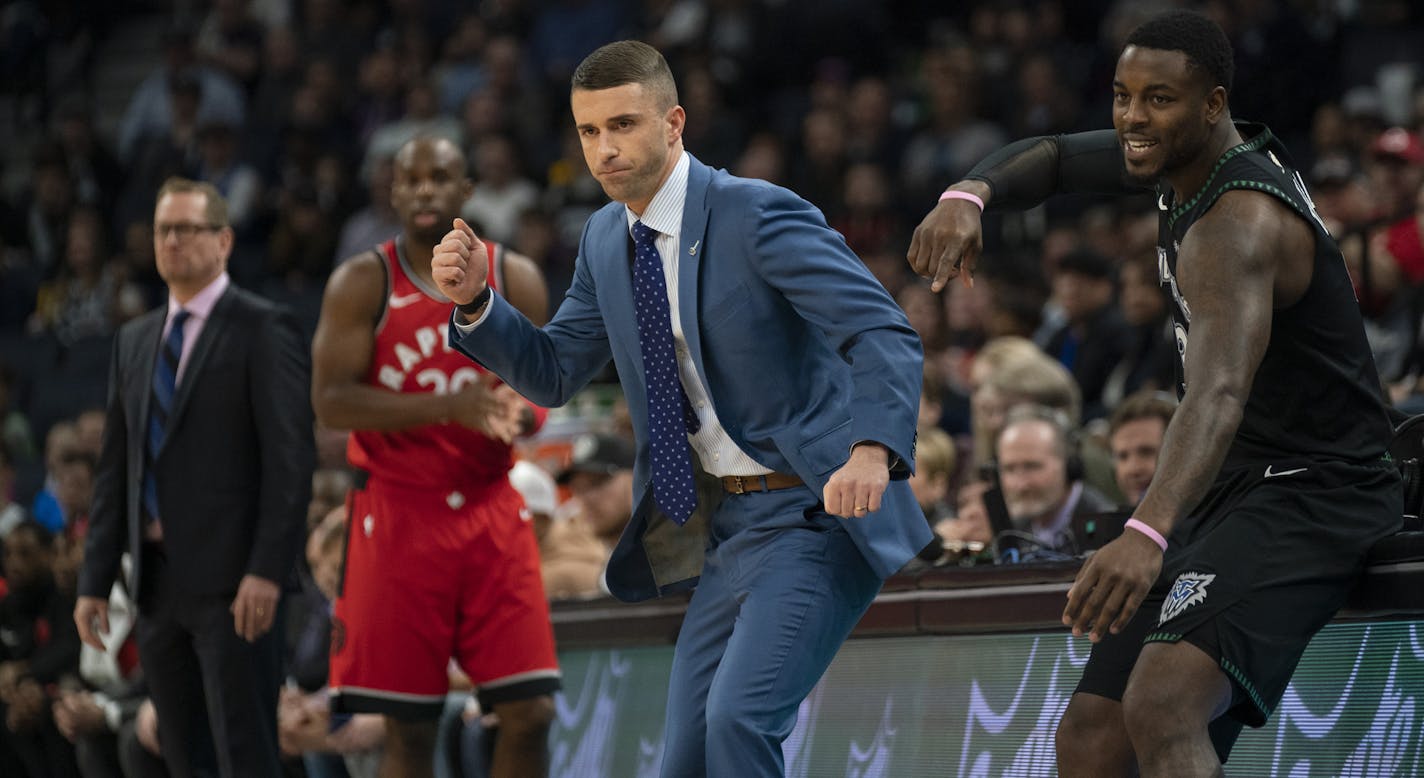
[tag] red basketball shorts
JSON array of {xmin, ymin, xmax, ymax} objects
[{"xmin": 329, "ymin": 474, "xmax": 560, "ymax": 718}]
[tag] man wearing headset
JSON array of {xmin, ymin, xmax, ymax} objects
[{"xmin": 995, "ymin": 404, "xmax": 1115, "ymax": 555}]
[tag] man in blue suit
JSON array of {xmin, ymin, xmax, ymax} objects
[{"xmin": 433, "ymin": 40, "xmax": 928, "ymax": 776}]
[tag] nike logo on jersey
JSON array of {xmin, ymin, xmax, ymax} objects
[
  {"xmin": 1157, "ymin": 193, "xmax": 1168, "ymax": 211},
  {"xmin": 1264, "ymin": 465, "xmax": 1308, "ymax": 478},
  {"xmin": 389, "ymin": 292, "xmax": 427, "ymax": 309}
]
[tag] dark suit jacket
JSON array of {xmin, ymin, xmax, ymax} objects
[
  {"xmin": 1044, "ymin": 304, "xmax": 1132, "ymax": 421},
  {"xmin": 81, "ymin": 284, "xmax": 314, "ymax": 604},
  {"xmin": 452, "ymin": 155, "xmax": 931, "ymax": 602}
]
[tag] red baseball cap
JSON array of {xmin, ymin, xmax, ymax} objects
[{"xmin": 1369, "ymin": 127, "xmax": 1424, "ymax": 165}]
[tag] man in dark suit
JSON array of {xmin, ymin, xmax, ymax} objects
[
  {"xmin": 1041, "ymin": 248, "xmax": 1132, "ymax": 422},
  {"xmin": 75, "ymin": 177, "xmax": 314, "ymax": 777},
  {"xmin": 433, "ymin": 41, "xmax": 927, "ymax": 777}
]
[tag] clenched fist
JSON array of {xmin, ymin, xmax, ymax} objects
[{"xmin": 432, "ymin": 217, "xmax": 489, "ymax": 306}]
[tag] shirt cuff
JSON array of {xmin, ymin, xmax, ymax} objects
[{"xmin": 851, "ymin": 440, "xmax": 902, "ymax": 471}]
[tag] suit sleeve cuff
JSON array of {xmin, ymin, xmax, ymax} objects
[{"xmin": 851, "ymin": 440, "xmax": 905, "ymax": 473}]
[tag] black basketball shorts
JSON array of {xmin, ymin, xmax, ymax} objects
[{"xmin": 1075, "ymin": 457, "xmax": 1401, "ymax": 727}]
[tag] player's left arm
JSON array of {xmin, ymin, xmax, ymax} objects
[
  {"xmin": 1065, "ymin": 189, "xmax": 1295, "ymax": 641},
  {"xmin": 493, "ymin": 248, "xmax": 551, "ymax": 436},
  {"xmin": 1139, "ymin": 190, "xmax": 1310, "ymax": 534}
]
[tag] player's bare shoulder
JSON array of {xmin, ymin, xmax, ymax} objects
[
  {"xmin": 1193, "ymin": 189, "xmax": 1314, "ymax": 307},
  {"xmin": 324, "ymin": 249, "xmax": 392, "ymax": 318},
  {"xmin": 499, "ymin": 248, "xmax": 550, "ymax": 326}
]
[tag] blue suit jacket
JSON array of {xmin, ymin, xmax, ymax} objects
[{"xmin": 451, "ymin": 155, "xmax": 929, "ymax": 602}]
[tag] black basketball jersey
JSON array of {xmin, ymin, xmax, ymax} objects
[{"xmin": 1156, "ymin": 122, "xmax": 1392, "ymax": 467}]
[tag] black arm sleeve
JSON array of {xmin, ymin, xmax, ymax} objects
[{"xmin": 964, "ymin": 130, "xmax": 1150, "ymax": 210}]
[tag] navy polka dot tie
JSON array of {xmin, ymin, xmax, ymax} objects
[{"xmin": 632, "ymin": 221, "xmax": 698, "ymax": 525}]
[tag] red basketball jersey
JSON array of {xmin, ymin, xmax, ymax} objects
[{"xmin": 346, "ymin": 239, "xmax": 544, "ymax": 488}]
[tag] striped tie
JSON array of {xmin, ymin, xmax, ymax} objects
[{"xmin": 142, "ymin": 309, "xmax": 190, "ymax": 525}]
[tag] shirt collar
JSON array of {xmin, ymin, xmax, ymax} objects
[
  {"xmin": 626, "ymin": 151, "xmax": 689, "ymax": 239},
  {"xmin": 169, "ymin": 272, "xmax": 230, "ymax": 322},
  {"xmin": 1042, "ymin": 481, "xmax": 1084, "ymax": 538}
]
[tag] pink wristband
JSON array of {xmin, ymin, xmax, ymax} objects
[
  {"xmin": 939, "ymin": 190, "xmax": 985, "ymax": 210},
  {"xmin": 1124, "ymin": 518, "xmax": 1168, "ymax": 552}
]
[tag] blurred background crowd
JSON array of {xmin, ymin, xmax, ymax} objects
[{"xmin": 1, "ymin": 0, "xmax": 1423, "ymax": 775}]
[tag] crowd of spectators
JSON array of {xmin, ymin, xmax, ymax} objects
[{"xmin": 1, "ymin": 0, "xmax": 1423, "ymax": 775}]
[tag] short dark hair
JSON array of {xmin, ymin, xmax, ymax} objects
[
  {"xmin": 1108, "ymin": 390, "xmax": 1177, "ymax": 438},
  {"xmin": 571, "ymin": 40, "xmax": 678, "ymax": 111},
  {"xmin": 1125, "ymin": 11, "xmax": 1234, "ymax": 96},
  {"xmin": 1057, "ymin": 248, "xmax": 1116, "ymax": 282}
]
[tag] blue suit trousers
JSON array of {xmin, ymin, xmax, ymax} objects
[{"xmin": 659, "ymin": 486, "xmax": 883, "ymax": 777}]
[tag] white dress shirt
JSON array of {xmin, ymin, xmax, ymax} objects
[
  {"xmin": 626, "ymin": 153, "xmax": 770, "ymax": 478},
  {"xmin": 457, "ymin": 152, "xmax": 770, "ymax": 478}
]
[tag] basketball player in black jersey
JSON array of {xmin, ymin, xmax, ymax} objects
[{"xmin": 908, "ymin": 11, "xmax": 1402, "ymax": 777}]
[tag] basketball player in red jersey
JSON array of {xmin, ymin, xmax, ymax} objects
[{"xmin": 311, "ymin": 135, "xmax": 558, "ymax": 777}]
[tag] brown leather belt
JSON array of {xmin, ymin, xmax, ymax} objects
[{"xmin": 720, "ymin": 472, "xmax": 804, "ymax": 494}]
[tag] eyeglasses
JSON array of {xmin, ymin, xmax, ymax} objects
[{"xmin": 155, "ymin": 222, "xmax": 223, "ymax": 239}]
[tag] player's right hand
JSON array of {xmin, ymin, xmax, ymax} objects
[
  {"xmin": 74, "ymin": 595, "xmax": 110, "ymax": 651},
  {"xmin": 482, "ymin": 383, "xmax": 529, "ymax": 444},
  {"xmin": 907, "ymin": 185, "xmax": 987, "ymax": 292},
  {"xmin": 447, "ymin": 373, "xmax": 522, "ymax": 441},
  {"xmin": 433, "ymin": 217, "xmax": 489, "ymax": 306},
  {"xmin": 1062, "ymin": 529, "xmax": 1163, "ymax": 642}
]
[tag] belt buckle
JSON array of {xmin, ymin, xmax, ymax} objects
[{"xmin": 732, "ymin": 476, "xmax": 746, "ymax": 494}]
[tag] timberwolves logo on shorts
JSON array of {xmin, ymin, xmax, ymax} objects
[{"xmin": 1160, "ymin": 572, "xmax": 1217, "ymax": 624}]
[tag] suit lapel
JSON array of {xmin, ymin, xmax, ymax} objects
[
  {"xmin": 678, "ymin": 159, "xmax": 712, "ymax": 384},
  {"xmin": 132, "ymin": 311, "xmax": 164, "ymax": 450},
  {"xmin": 165, "ymin": 288, "xmax": 233, "ymax": 432},
  {"xmin": 603, "ymin": 158, "xmax": 712, "ymax": 389},
  {"xmin": 604, "ymin": 224, "xmax": 644, "ymax": 384}
]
